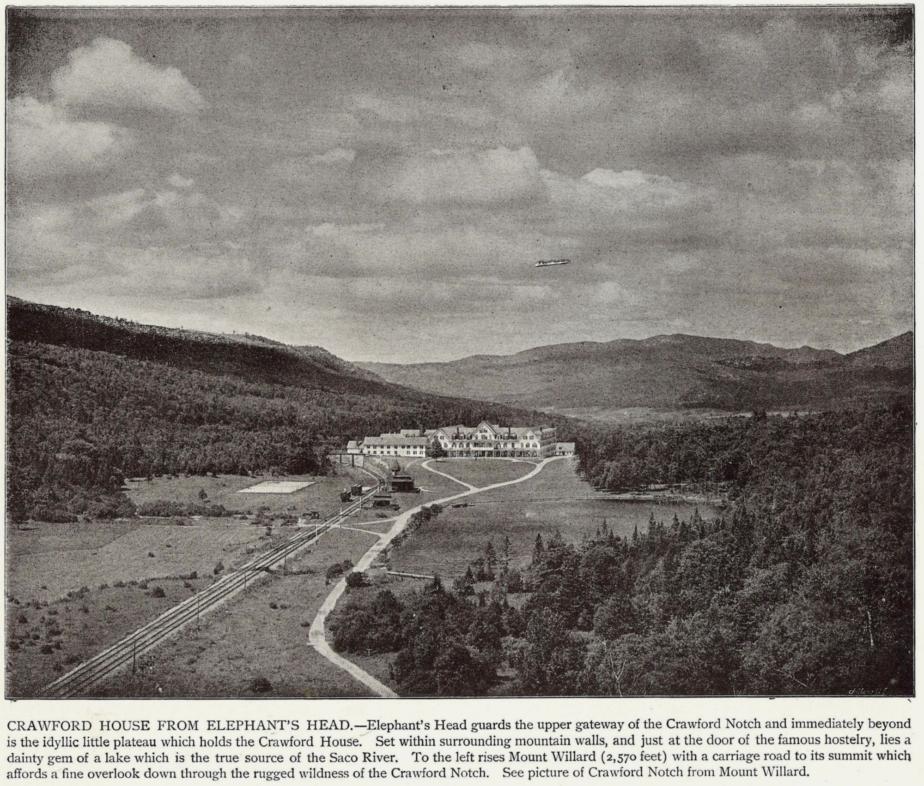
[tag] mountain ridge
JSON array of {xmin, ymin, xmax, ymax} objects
[{"xmin": 360, "ymin": 331, "xmax": 912, "ymax": 416}]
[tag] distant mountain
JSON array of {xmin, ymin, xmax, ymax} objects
[{"xmin": 360, "ymin": 332, "xmax": 912, "ymax": 418}]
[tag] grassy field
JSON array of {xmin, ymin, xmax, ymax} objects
[
  {"xmin": 6, "ymin": 576, "xmax": 209, "ymax": 698},
  {"xmin": 93, "ymin": 527, "xmax": 383, "ymax": 698},
  {"xmin": 6, "ymin": 518, "xmax": 271, "ymax": 604},
  {"xmin": 7, "ymin": 470, "xmax": 370, "ymax": 605},
  {"xmin": 390, "ymin": 458, "xmax": 719, "ymax": 580},
  {"xmin": 125, "ymin": 467, "xmax": 367, "ymax": 517},
  {"xmin": 426, "ymin": 458, "xmax": 536, "ymax": 488}
]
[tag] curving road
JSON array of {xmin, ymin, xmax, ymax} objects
[{"xmin": 307, "ymin": 455, "xmax": 563, "ymax": 697}]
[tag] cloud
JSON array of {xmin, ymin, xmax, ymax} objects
[
  {"xmin": 310, "ymin": 147, "xmax": 356, "ymax": 165},
  {"xmin": 386, "ymin": 146, "xmax": 545, "ymax": 205},
  {"xmin": 580, "ymin": 169, "xmax": 706, "ymax": 209},
  {"xmin": 7, "ymin": 186, "xmax": 249, "ymax": 293},
  {"xmin": 7, "ymin": 96, "xmax": 132, "ymax": 180},
  {"xmin": 307, "ymin": 222, "xmax": 384, "ymax": 238},
  {"xmin": 351, "ymin": 93, "xmax": 495, "ymax": 129},
  {"xmin": 167, "ymin": 173, "xmax": 194, "ymax": 189},
  {"xmin": 50, "ymin": 37, "xmax": 205, "ymax": 114},
  {"xmin": 105, "ymin": 246, "xmax": 262, "ymax": 300}
]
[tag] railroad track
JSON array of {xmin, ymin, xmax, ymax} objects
[{"xmin": 43, "ymin": 468, "xmax": 384, "ymax": 699}]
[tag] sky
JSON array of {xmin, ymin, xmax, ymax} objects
[{"xmin": 6, "ymin": 7, "xmax": 913, "ymax": 362}]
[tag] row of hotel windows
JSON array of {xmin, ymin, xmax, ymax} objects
[
  {"xmin": 365, "ymin": 446, "xmax": 426, "ymax": 455},
  {"xmin": 441, "ymin": 441, "xmax": 541, "ymax": 449}
]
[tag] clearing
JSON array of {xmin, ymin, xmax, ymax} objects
[
  {"xmin": 389, "ymin": 458, "xmax": 718, "ymax": 580},
  {"xmin": 7, "ymin": 518, "xmax": 265, "ymax": 604},
  {"xmin": 125, "ymin": 470, "xmax": 363, "ymax": 516}
]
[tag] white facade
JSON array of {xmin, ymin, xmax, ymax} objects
[
  {"xmin": 432, "ymin": 422, "xmax": 557, "ymax": 458},
  {"xmin": 360, "ymin": 434, "xmax": 428, "ymax": 457}
]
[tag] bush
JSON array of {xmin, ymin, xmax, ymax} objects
[
  {"xmin": 345, "ymin": 571, "xmax": 366, "ymax": 589},
  {"xmin": 214, "ymin": 560, "xmax": 224, "ymax": 576},
  {"xmin": 250, "ymin": 676, "xmax": 272, "ymax": 693},
  {"xmin": 325, "ymin": 559, "xmax": 353, "ymax": 583},
  {"xmin": 40, "ymin": 644, "xmax": 54, "ymax": 655},
  {"xmin": 150, "ymin": 586, "xmax": 166, "ymax": 598}
]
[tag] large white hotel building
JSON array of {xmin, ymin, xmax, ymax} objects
[{"xmin": 351, "ymin": 422, "xmax": 558, "ymax": 459}]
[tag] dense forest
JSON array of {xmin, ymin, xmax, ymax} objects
[
  {"xmin": 6, "ymin": 299, "xmax": 565, "ymax": 523},
  {"xmin": 331, "ymin": 402, "xmax": 913, "ymax": 695}
]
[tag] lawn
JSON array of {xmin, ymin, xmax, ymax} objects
[
  {"xmin": 425, "ymin": 458, "xmax": 536, "ymax": 488},
  {"xmin": 390, "ymin": 458, "xmax": 719, "ymax": 580},
  {"xmin": 92, "ymin": 526, "xmax": 384, "ymax": 698}
]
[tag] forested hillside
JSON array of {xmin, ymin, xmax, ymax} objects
[
  {"xmin": 332, "ymin": 402, "xmax": 913, "ymax": 696},
  {"xmin": 6, "ymin": 299, "xmax": 563, "ymax": 523}
]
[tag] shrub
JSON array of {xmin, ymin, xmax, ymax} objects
[
  {"xmin": 325, "ymin": 559, "xmax": 353, "ymax": 583},
  {"xmin": 213, "ymin": 560, "xmax": 224, "ymax": 576},
  {"xmin": 345, "ymin": 571, "xmax": 365, "ymax": 589},
  {"xmin": 40, "ymin": 644, "xmax": 54, "ymax": 655},
  {"xmin": 250, "ymin": 676, "xmax": 272, "ymax": 693},
  {"xmin": 150, "ymin": 587, "xmax": 166, "ymax": 598}
]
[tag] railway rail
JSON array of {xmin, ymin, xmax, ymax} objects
[{"xmin": 43, "ymin": 466, "xmax": 384, "ymax": 698}]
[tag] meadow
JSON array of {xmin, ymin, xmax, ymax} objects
[
  {"xmin": 7, "ymin": 576, "xmax": 209, "ymax": 697},
  {"xmin": 125, "ymin": 468, "xmax": 367, "ymax": 517},
  {"xmin": 389, "ymin": 458, "xmax": 718, "ymax": 579},
  {"xmin": 7, "ymin": 518, "xmax": 265, "ymax": 603}
]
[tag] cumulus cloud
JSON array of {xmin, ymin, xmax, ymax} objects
[
  {"xmin": 387, "ymin": 146, "xmax": 545, "ymax": 205},
  {"xmin": 310, "ymin": 147, "xmax": 356, "ymax": 165},
  {"xmin": 50, "ymin": 37, "xmax": 204, "ymax": 114},
  {"xmin": 7, "ymin": 96, "xmax": 132, "ymax": 179}
]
